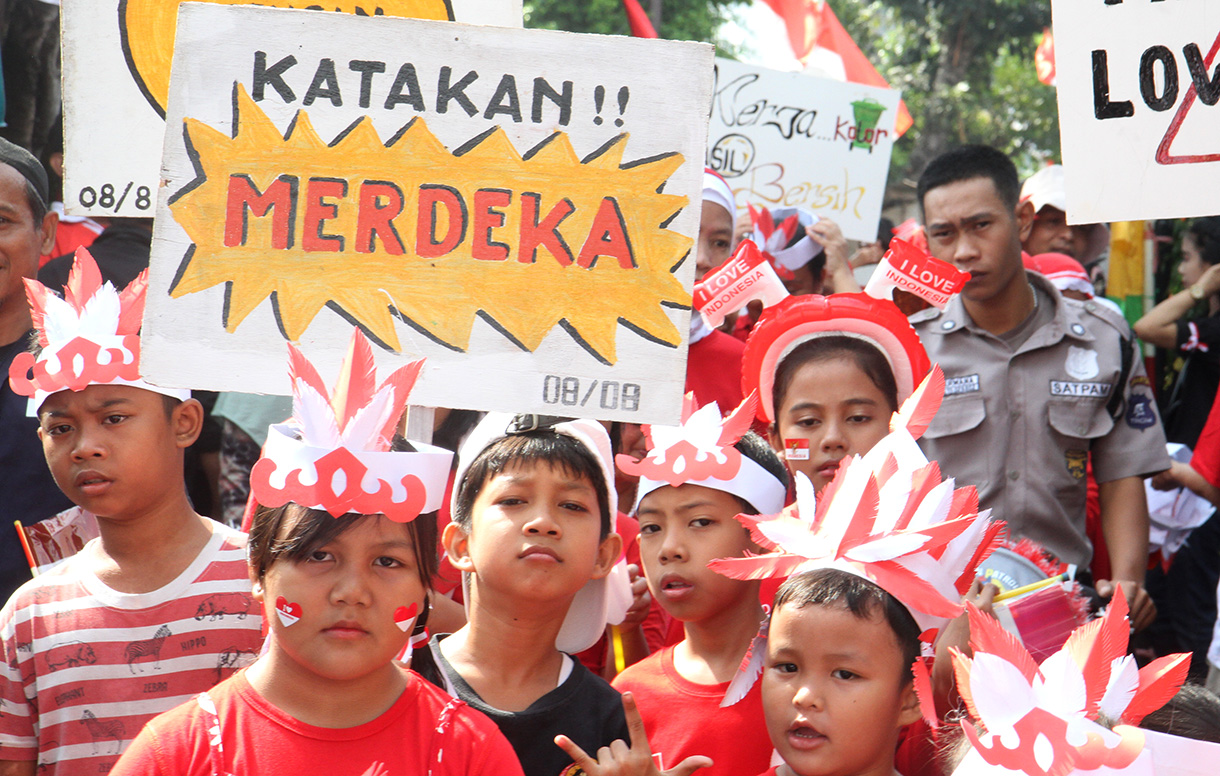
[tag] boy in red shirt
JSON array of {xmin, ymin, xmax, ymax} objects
[
  {"xmin": 612, "ymin": 393, "xmax": 790, "ymax": 775},
  {"xmin": 0, "ymin": 249, "xmax": 263, "ymax": 775}
]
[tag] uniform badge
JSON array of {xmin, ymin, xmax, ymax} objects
[
  {"xmin": 1065, "ymin": 346, "xmax": 1100, "ymax": 380},
  {"xmin": 1065, "ymin": 449, "xmax": 1087, "ymax": 479},
  {"xmin": 1126, "ymin": 393, "xmax": 1156, "ymax": 429}
]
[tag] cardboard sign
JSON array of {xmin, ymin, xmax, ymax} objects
[
  {"xmin": 863, "ymin": 239, "xmax": 970, "ymax": 310},
  {"xmin": 693, "ymin": 240, "xmax": 788, "ymax": 328},
  {"xmin": 60, "ymin": 0, "xmax": 523, "ymax": 218},
  {"xmin": 1052, "ymin": 0, "xmax": 1220, "ymax": 223},
  {"xmin": 706, "ymin": 58, "xmax": 899, "ymax": 242},
  {"xmin": 142, "ymin": 4, "xmax": 714, "ymax": 424}
]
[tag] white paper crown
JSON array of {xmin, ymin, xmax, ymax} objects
[
  {"xmin": 748, "ymin": 204, "xmax": 822, "ymax": 277},
  {"xmin": 249, "ymin": 329, "xmax": 452, "ymax": 522},
  {"xmin": 8, "ymin": 247, "xmax": 192, "ymax": 410},
  {"xmin": 947, "ymin": 592, "xmax": 1198, "ymax": 776},
  {"xmin": 617, "ymin": 391, "xmax": 787, "ymax": 517},
  {"xmin": 452, "ymin": 412, "xmax": 632, "ymax": 654}
]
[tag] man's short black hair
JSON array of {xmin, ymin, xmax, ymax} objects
[
  {"xmin": 771, "ymin": 568, "xmax": 921, "ymax": 681},
  {"xmin": 452, "ymin": 430, "xmax": 612, "ymax": 538},
  {"xmin": 917, "ymin": 145, "xmax": 1021, "ymax": 219}
]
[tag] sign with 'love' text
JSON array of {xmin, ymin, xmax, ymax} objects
[
  {"xmin": 1052, "ymin": 0, "xmax": 1220, "ymax": 222},
  {"xmin": 141, "ymin": 4, "xmax": 715, "ymax": 424},
  {"xmin": 60, "ymin": 0, "xmax": 522, "ymax": 217},
  {"xmin": 705, "ymin": 58, "xmax": 900, "ymax": 242}
]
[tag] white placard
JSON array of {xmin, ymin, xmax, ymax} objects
[
  {"xmin": 142, "ymin": 4, "xmax": 714, "ymax": 424},
  {"xmin": 706, "ymin": 58, "xmax": 899, "ymax": 242},
  {"xmin": 60, "ymin": 0, "xmax": 523, "ymax": 217},
  {"xmin": 1053, "ymin": 0, "xmax": 1220, "ymax": 223}
]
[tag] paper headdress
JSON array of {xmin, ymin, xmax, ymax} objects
[
  {"xmin": 451, "ymin": 412, "xmax": 632, "ymax": 654},
  {"xmin": 712, "ymin": 367, "xmax": 1000, "ymax": 633},
  {"xmin": 8, "ymin": 247, "xmax": 192, "ymax": 410},
  {"xmin": 947, "ymin": 593, "xmax": 1196, "ymax": 776},
  {"xmin": 741, "ymin": 292, "xmax": 931, "ymax": 423},
  {"xmin": 703, "ymin": 167, "xmax": 736, "ymax": 218},
  {"xmin": 748, "ymin": 204, "xmax": 823, "ymax": 279},
  {"xmin": 618, "ymin": 391, "xmax": 787, "ymax": 517},
  {"xmin": 249, "ymin": 329, "xmax": 452, "ymax": 523}
]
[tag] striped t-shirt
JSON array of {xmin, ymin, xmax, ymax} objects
[{"xmin": 0, "ymin": 520, "xmax": 264, "ymax": 774}]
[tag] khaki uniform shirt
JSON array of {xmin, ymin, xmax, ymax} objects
[{"xmin": 911, "ymin": 272, "xmax": 1170, "ymax": 567}]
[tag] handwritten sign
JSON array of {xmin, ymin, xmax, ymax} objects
[
  {"xmin": 693, "ymin": 240, "xmax": 788, "ymax": 328},
  {"xmin": 1052, "ymin": 0, "xmax": 1220, "ymax": 222},
  {"xmin": 863, "ymin": 239, "xmax": 970, "ymax": 310},
  {"xmin": 60, "ymin": 0, "xmax": 522, "ymax": 218},
  {"xmin": 706, "ymin": 58, "xmax": 899, "ymax": 242},
  {"xmin": 141, "ymin": 5, "xmax": 714, "ymax": 424}
]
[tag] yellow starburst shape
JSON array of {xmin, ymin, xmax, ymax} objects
[{"xmin": 168, "ymin": 86, "xmax": 692, "ymax": 364}]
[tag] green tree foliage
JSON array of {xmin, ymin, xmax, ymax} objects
[
  {"xmin": 524, "ymin": 0, "xmax": 744, "ymax": 45},
  {"xmin": 830, "ymin": 0, "xmax": 1059, "ymax": 182}
]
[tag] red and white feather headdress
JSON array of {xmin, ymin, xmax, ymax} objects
[
  {"xmin": 617, "ymin": 391, "xmax": 787, "ymax": 517},
  {"xmin": 249, "ymin": 329, "xmax": 452, "ymax": 523},
  {"xmin": 947, "ymin": 593, "xmax": 1203, "ymax": 776},
  {"xmin": 707, "ymin": 368, "xmax": 1001, "ymax": 706},
  {"xmin": 711, "ymin": 367, "xmax": 1001, "ymax": 632},
  {"xmin": 747, "ymin": 204, "xmax": 822, "ymax": 280},
  {"xmin": 8, "ymin": 247, "xmax": 191, "ymax": 410},
  {"xmin": 741, "ymin": 292, "xmax": 931, "ymax": 423}
]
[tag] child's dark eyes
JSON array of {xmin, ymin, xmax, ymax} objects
[
  {"xmin": 102, "ymin": 414, "xmax": 127, "ymax": 425},
  {"xmin": 794, "ymin": 417, "xmax": 821, "ymax": 428},
  {"xmin": 373, "ymin": 556, "xmax": 405, "ymax": 569},
  {"xmin": 690, "ymin": 517, "xmax": 714, "ymax": 529},
  {"xmin": 43, "ymin": 423, "xmax": 72, "ymax": 436},
  {"xmin": 638, "ymin": 523, "xmax": 660, "ymax": 536},
  {"xmin": 772, "ymin": 662, "xmax": 798, "ymax": 674},
  {"xmin": 847, "ymin": 414, "xmax": 874, "ymax": 424},
  {"xmin": 832, "ymin": 669, "xmax": 859, "ymax": 681},
  {"xmin": 307, "ymin": 550, "xmax": 334, "ymax": 563},
  {"xmin": 560, "ymin": 501, "xmax": 591, "ymax": 513}
]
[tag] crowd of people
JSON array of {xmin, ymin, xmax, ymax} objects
[{"xmin": 1, "ymin": 18, "xmax": 1219, "ymax": 776}]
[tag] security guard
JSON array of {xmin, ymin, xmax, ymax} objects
[{"xmin": 911, "ymin": 146, "xmax": 1169, "ymax": 630}]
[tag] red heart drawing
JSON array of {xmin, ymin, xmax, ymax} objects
[
  {"xmin": 275, "ymin": 596, "xmax": 302, "ymax": 627},
  {"xmin": 394, "ymin": 603, "xmax": 418, "ymax": 633}
]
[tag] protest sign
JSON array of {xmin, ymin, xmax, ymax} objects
[
  {"xmin": 1052, "ymin": 0, "xmax": 1220, "ymax": 223},
  {"xmin": 141, "ymin": 4, "xmax": 714, "ymax": 424},
  {"xmin": 60, "ymin": 0, "xmax": 522, "ymax": 218},
  {"xmin": 706, "ymin": 58, "xmax": 899, "ymax": 242}
]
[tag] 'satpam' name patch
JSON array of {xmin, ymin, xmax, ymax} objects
[
  {"xmin": 1050, "ymin": 381, "xmax": 1112, "ymax": 398},
  {"xmin": 944, "ymin": 375, "xmax": 981, "ymax": 395}
]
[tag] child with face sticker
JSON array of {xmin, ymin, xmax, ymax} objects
[
  {"xmin": 111, "ymin": 331, "xmax": 523, "ymax": 776},
  {"xmin": 741, "ymin": 294, "xmax": 931, "ymax": 493}
]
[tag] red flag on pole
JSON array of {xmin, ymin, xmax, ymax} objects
[
  {"xmin": 1035, "ymin": 27, "xmax": 1056, "ymax": 86},
  {"xmin": 759, "ymin": 0, "xmax": 913, "ymax": 136},
  {"xmin": 622, "ymin": 0, "xmax": 658, "ymax": 38}
]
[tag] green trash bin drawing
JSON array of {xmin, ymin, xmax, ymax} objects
[{"xmin": 849, "ymin": 98, "xmax": 887, "ymax": 152}]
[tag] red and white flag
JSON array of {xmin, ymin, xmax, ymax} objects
[
  {"xmin": 622, "ymin": 0, "xmax": 658, "ymax": 38},
  {"xmin": 1035, "ymin": 27, "xmax": 1056, "ymax": 86},
  {"xmin": 759, "ymin": 0, "xmax": 913, "ymax": 136}
]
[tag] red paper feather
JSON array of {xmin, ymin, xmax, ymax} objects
[
  {"xmin": 707, "ymin": 552, "xmax": 807, "ymax": 581},
  {"xmin": 63, "ymin": 248, "xmax": 103, "ymax": 311},
  {"xmin": 332, "ymin": 330, "xmax": 378, "ymax": 430},
  {"xmin": 1122, "ymin": 653, "xmax": 1191, "ymax": 725},
  {"xmin": 911, "ymin": 658, "xmax": 940, "ymax": 730},
  {"xmin": 23, "ymin": 280, "xmax": 51, "ymax": 347},
  {"xmin": 115, "ymin": 270, "xmax": 149, "ymax": 335},
  {"xmin": 966, "ymin": 602, "xmax": 1040, "ymax": 682},
  {"xmin": 717, "ymin": 391, "xmax": 759, "ymax": 447},
  {"xmin": 891, "ymin": 366, "xmax": 944, "ymax": 438}
]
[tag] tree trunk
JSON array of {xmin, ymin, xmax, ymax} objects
[
  {"xmin": 649, "ymin": 0, "xmax": 662, "ymax": 33},
  {"xmin": 905, "ymin": 10, "xmax": 980, "ymax": 179}
]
